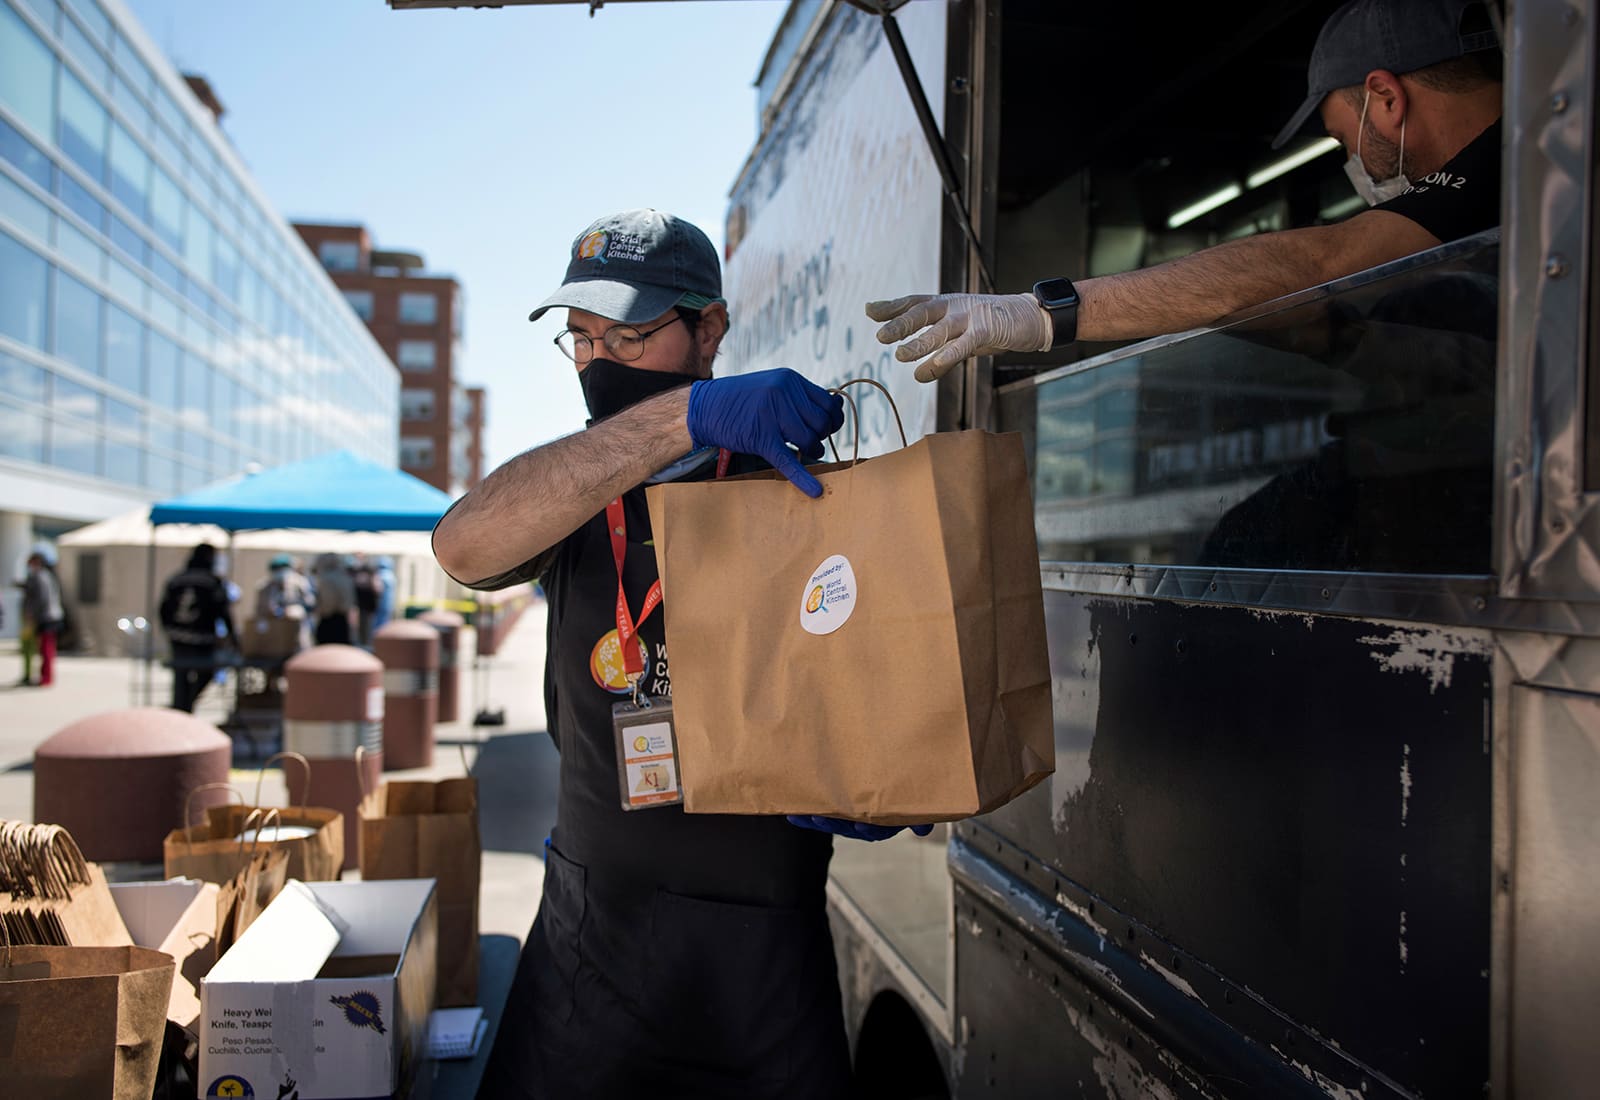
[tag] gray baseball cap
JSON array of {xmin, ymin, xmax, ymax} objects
[
  {"xmin": 1272, "ymin": 0, "xmax": 1500, "ymax": 149},
  {"xmin": 528, "ymin": 208, "xmax": 723, "ymax": 324}
]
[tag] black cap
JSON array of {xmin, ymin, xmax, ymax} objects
[
  {"xmin": 528, "ymin": 209, "xmax": 723, "ymax": 325},
  {"xmin": 1273, "ymin": 0, "xmax": 1499, "ymax": 149}
]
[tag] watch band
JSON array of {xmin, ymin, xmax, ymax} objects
[{"xmin": 1032, "ymin": 277, "xmax": 1080, "ymax": 348}]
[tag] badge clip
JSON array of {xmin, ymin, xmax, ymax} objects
[{"xmin": 612, "ymin": 694, "xmax": 683, "ymax": 812}]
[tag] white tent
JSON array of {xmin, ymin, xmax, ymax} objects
[
  {"xmin": 58, "ymin": 509, "xmax": 441, "ymax": 555},
  {"xmin": 55, "ymin": 506, "xmax": 451, "ymax": 659}
]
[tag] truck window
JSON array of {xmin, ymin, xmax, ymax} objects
[{"xmin": 997, "ymin": 231, "xmax": 1499, "ymax": 575}]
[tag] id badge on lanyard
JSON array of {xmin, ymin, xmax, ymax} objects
[{"xmin": 609, "ymin": 448, "xmax": 728, "ymax": 812}]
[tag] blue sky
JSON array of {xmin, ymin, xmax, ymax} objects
[{"xmin": 121, "ymin": 0, "xmax": 788, "ymax": 474}]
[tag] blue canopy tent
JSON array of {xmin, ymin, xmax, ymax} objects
[
  {"xmin": 148, "ymin": 449, "xmax": 453, "ymax": 532},
  {"xmin": 141, "ymin": 450, "xmax": 455, "ymax": 701}
]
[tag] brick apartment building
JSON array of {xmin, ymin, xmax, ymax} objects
[{"xmin": 293, "ymin": 223, "xmax": 485, "ymax": 494}]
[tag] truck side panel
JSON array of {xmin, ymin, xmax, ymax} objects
[{"xmin": 955, "ymin": 588, "xmax": 1492, "ymax": 1097}]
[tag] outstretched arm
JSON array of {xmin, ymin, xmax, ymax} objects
[
  {"xmin": 432, "ymin": 386, "xmax": 693, "ymax": 587},
  {"xmin": 1076, "ymin": 210, "xmax": 1438, "ymax": 341},
  {"xmin": 869, "ymin": 210, "xmax": 1440, "ymax": 380},
  {"xmin": 432, "ymin": 370, "xmax": 846, "ymax": 587}
]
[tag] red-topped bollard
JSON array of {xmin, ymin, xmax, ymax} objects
[
  {"xmin": 419, "ymin": 610, "xmax": 464, "ymax": 723},
  {"xmin": 475, "ymin": 600, "xmax": 500, "ymax": 659},
  {"xmin": 283, "ymin": 644, "xmax": 384, "ymax": 867},
  {"xmin": 373, "ymin": 620, "xmax": 439, "ymax": 770},
  {"xmin": 33, "ymin": 708, "xmax": 232, "ymax": 862}
]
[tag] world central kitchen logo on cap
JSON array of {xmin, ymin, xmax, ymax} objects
[{"xmin": 577, "ymin": 230, "xmax": 609, "ymax": 263}]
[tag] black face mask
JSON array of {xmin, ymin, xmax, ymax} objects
[{"xmin": 580, "ymin": 357, "xmax": 693, "ymax": 423}]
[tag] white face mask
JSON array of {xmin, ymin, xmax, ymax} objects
[{"xmin": 1343, "ymin": 89, "xmax": 1410, "ymax": 206}]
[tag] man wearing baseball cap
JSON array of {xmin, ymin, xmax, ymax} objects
[
  {"xmin": 868, "ymin": 0, "xmax": 1503, "ymax": 379},
  {"xmin": 434, "ymin": 209, "xmax": 859, "ymax": 1098}
]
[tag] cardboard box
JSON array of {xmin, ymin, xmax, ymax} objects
[
  {"xmin": 200, "ymin": 878, "xmax": 438, "ymax": 1100},
  {"xmin": 239, "ymin": 615, "xmax": 303, "ymax": 659},
  {"xmin": 109, "ymin": 877, "xmax": 220, "ymax": 1032}
]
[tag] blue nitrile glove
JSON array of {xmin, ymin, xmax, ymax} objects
[
  {"xmin": 787, "ymin": 815, "xmax": 936, "ymax": 842},
  {"xmin": 686, "ymin": 369, "xmax": 846, "ymax": 498}
]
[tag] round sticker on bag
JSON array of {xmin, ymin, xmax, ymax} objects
[{"xmin": 800, "ymin": 554, "xmax": 858, "ymax": 636}]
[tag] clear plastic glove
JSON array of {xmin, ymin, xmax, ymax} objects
[
  {"xmin": 786, "ymin": 815, "xmax": 935, "ymax": 842},
  {"xmin": 866, "ymin": 293, "xmax": 1054, "ymax": 382},
  {"xmin": 687, "ymin": 369, "xmax": 845, "ymax": 498}
]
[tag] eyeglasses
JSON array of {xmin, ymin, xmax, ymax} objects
[{"xmin": 554, "ymin": 313, "xmax": 688, "ymax": 364}]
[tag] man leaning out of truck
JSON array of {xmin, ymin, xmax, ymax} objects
[{"xmin": 868, "ymin": 0, "xmax": 1503, "ymax": 378}]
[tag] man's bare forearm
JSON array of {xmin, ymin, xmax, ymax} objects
[
  {"xmin": 433, "ymin": 386, "xmax": 693, "ymax": 584},
  {"xmin": 1076, "ymin": 213, "xmax": 1432, "ymax": 343}
]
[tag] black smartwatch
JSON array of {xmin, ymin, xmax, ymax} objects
[{"xmin": 1032, "ymin": 277, "xmax": 1080, "ymax": 348}]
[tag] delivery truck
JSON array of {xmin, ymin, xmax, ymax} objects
[{"xmin": 394, "ymin": 1, "xmax": 1597, "ymax": 1095}]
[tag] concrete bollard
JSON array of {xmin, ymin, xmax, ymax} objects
[
  {"xmin": 373, "ymin": 621, "xmax": 439, "ymax": 771},
  {"xmin": 419, "ymin": 610, "xmax": 465, "ymax": 723},
  {"xmin": 33, "ymin": 708, "xmax": 231, "ymax": 862},
  {"xmin": 475, "ymin": 601, "xmax": 500, "ymax": 659},
  {"xmin": 283, "ymin": 644, "xmax": 384, "ymax": 867}
]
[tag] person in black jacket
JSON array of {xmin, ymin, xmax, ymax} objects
[
  {"xmin": 159, "ymin": 542, "xmax": 236, "ymax": 712},
  {"xmin": 434, "ymin": 209, "xmax": 874, "ymax": 1100}
]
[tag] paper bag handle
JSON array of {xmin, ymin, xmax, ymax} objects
[
  {"xmin": 355, "ymin": 745, "xmax": 375, "ymax": 799},
  {"xmin": 0, "ymin": 821, "xmax": 24, "ymax": 895},
  {"xmin": 0, "ymin": 821, "xmax": 32, "ymax": 897},
  {"xmin": 236, "ymin": 807, "xmax": 283, "ymax": 857},
  {"xmin": 0, "ymin": 821, "xmax": 91, "ymax": 901},
  {"xmin": 38, "ymin": 825, "xmax": 90, "ymax": 900},
  {"xmin": 826, "ymin": 377, "xmax": 907, "ymax": 465},
  {"xmin": 254, "ymin": 751, "xmax": 311, "ymax": 809},
  {"xmin": 459, "ymin": 742, "xmax": 478, "ymax": 778},
  {"xmin": 183, "ymin": 782, "xmax": 244, "ymax": 837},
  {"xmin": 235, "ymin": 808, "xmax": 263, "ymax": 857}
]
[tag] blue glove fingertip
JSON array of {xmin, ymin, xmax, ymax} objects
[
  {"xmin": 792, "ymin": 814, "xmax": 843, "ymax": 835},
  {"xmin": 912, "ymin": 824, "xmax": 934, "ymax": 837},
  {"xmin": 773, "ymin": 452, "xmax": 824, "ymax": 498}
]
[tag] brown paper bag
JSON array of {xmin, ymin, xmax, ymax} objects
[
  {"xmin": 0, "ymin": 930, "xmax": 175, "ymax": 1099},
  {"xmin": 213, "ymin": 814, "xmax": 291, "ymax": 958},
  {"xmin": 645, "ymin": 425, "xmax": 1054, "ymax": 825},
  {"xmin": 0, "ymin": 821, "xmax": 133, "ymax": 946},
  {"xmin": 360, "ymin": 777, "xmax": 480, "ymax": 1005},
  {"xmin": 144, "ymin": 882, "xmax": 220, "ymax": 1035},
  {"xmin": 163, "ymin": 756, "xmax": 344, "ymax": 883}
]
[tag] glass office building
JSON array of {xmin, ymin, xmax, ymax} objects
[{"xmin": 0, "ymin": 0, "xmax": 400, "ymax": 573}]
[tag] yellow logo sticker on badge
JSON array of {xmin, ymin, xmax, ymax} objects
[
  {"xmin": 591, "ymin": 628, "xmax": 649, "ymax": 693},
  {"xmin": 633, "ymin": 735, "xmax": 649, "ymax": 753},
  {"xmin": 806, "ymin": 585, "xmax": 825, "ymax": 614},
  {"xmin": 577, "ymin": 230, "xmax": 609, "ymax": 261}
]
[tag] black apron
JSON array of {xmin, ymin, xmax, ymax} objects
[{"xmin": 480, "ymin": 453, "xmax": 850, "ymax": 1099}]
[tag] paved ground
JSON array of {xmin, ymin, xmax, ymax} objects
[{"xmin": 0, "ymin": 603, "xmax": 558, "ymax": 942}]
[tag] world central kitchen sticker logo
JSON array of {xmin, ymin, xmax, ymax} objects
[
  {"xmin": 800, "ymin": 554, "xmax": 858, "ymax": 636},
  {"xmin": 329, "ymin": 991, "xmax": 386, "ymax": 1034}
]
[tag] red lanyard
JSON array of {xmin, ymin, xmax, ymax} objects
[{"xmin": 608, "ymin": 448, "xmax": 730, "ymax": 679}]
